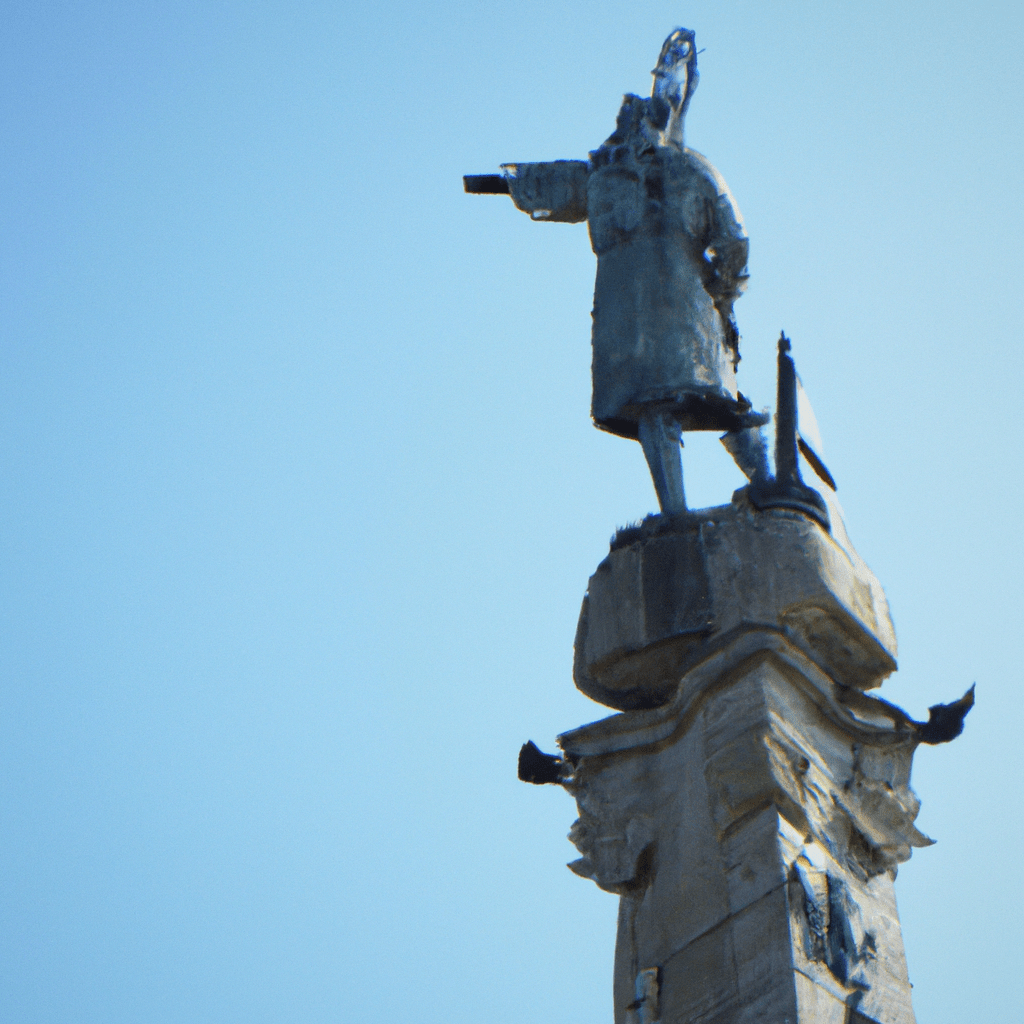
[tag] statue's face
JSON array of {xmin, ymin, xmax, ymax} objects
[{"xmin": 652, "ymin": 29, "xmax": 697, "ymax": 112}]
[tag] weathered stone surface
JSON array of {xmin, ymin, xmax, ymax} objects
[
  {"xmin": 560, "ymin": 630, "xmax": 922, "ymax": 1024},
  {"xmin": 574, "ymin": 496, "xmax": 897, "ymax": 709}
]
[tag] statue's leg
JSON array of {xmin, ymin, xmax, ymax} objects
[
  {"xmin": 721, "ymin": 425, "xmax": 770, "ymax": 482},
  {"xmin": 638, "ymin": 407, "xmax": 686, "ymax": 514}
]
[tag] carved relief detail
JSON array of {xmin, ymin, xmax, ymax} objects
[
  {"xmin": 701, "ymin": 673, "xmax": 933, "ymax": 881},
  {"xmin": 568, "ymin": 808, "xmax": 656, "ymax": 895},
  {"xmin": 794, "ymin": 853, "xmax": 877, "ymax": 988}
]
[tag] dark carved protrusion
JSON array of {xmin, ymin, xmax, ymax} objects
[
  {"xmin": 518, "ymin": 740, "xmax": 566, "ymax": 784},
  {"xmin": 917, "ymin": 685, "xmax": 975, "ymax": 744},
  {"xmin": 463, "ymin": 174, "xmax": 509, "ymax": 194},
  {"xmin": 747, "ymin": 333, "xmax": 830, "ymax": 529}
]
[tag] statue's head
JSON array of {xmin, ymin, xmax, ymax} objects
[
  {"xmin": 651, "ymin": 28, "xmax": 699, "ymax": 121},
  {"xmin": 593, "ymin": 28, "xmax": 699, "ymax": 158}
]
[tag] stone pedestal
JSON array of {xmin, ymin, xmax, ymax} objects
[
  {"xmin": 558, "ymin": 496, "xmax": 930, "ymax": 1024},
  {"xmin": 573, "ymin": 499, "xmax": 897, "ymax": 710}
]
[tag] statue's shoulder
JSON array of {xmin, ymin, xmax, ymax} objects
[
  {"xmin": 681, "ymin": 148, "xmax": 729, "ymax": 196},
  {"xmin": 681, "ymin": 148, "xmax": 745, "ymax": 227}
]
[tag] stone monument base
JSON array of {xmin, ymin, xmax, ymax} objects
[{"xmin": 561, "ymin": 630, "xmax": 924, "ymax": 1024}]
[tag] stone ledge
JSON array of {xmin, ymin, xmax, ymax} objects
[{"xmin": 561, "ymin": 629, "xmax": 914, "ymax": 761}]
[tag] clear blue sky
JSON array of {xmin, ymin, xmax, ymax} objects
[{"xmin": 2, "ymin": 2, "xmax": 1021, "ymax": 1022}]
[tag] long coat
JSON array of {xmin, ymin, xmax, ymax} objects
[{"xmin": 505, "ymin": 95, "xmax": 751, "ymax": 439}]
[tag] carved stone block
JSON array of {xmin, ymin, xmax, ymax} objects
[{"xmin": 574, "ymin": 500, "xmax": 897, "ymax": 709}]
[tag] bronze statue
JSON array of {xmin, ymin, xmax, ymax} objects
[{"xmin": 466, "ymin": 29, "xmax": 765, "ymax": 513}]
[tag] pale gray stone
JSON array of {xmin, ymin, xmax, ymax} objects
[
  {"xmin": 624, "ymin": 967, "xmax": 661, "ymax": 1024},
  {"xmin": 792, "ymin": 971, "xmax": 852, "ymax": 1024},
  {"xmin": 558, "ymin": 629, "xmax": 923, "ymax": 1023}
]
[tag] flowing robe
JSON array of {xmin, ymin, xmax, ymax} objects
[{"xmin": 504, "ymin": 95, "xmax": 751, "ymax": 439}]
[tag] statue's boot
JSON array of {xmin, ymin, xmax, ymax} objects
[{"xmin": 638, "ymin": 408, "xmax": 686, "ymax": 514}]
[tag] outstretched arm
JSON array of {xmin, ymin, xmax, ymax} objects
[{"xmin": 464, "ymin": 160, "xmax": 589, "ymax": 223}]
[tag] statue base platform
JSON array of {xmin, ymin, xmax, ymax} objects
[{"xmin": 574, "ymin": 492, "xmax": 897, "ymax": 711}]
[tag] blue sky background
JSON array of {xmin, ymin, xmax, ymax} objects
[{"xmin": 2, "ymin": 2, "xmax": 1021, "ymax": 1022}]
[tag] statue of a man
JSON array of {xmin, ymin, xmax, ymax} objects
[{"xmin": 472, "ymin": 29, "xmax": 764, "ymax": 513}]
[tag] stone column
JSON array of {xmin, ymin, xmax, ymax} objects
[{"xmin": 557, "ymin": 497, "xmax": 934, "ymax": 1024}]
